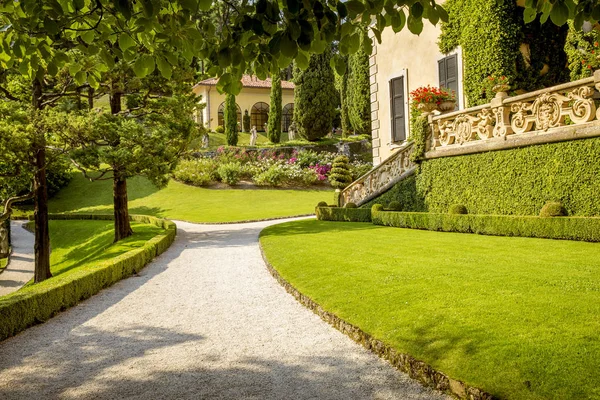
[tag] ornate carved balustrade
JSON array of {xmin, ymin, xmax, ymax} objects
[
  {"xmin": 430, "ymin": 71, "xmax": 600, "ymax": 152},
  {"xmin": 340, "ymin": 141, "xmax": 415, "ymax": 207}
]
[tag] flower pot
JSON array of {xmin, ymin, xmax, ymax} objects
[
  {"xmin": 492, "ymin": 84, "xmax": 510, "ymax": 93},
  {"xmin": 437, "ymin": 101, "xmax": 456, "ymax": 112},
  {"xmin": 417, "ymin": 103, "xmax": 437, "ymax": 114}
]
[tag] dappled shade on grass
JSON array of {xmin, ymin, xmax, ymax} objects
[
  {"xmin": 260, "ymin": 220, "xmax": 600, "ymax": 400},
  {"xmin": 49, "ymin": 174, "xmax": 330, "ymax": 223}
]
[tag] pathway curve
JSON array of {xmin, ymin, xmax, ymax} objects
[
  {"xmin": 0, "ymin": 221, "xmax": 35, "ymax": 297},
  {"xmin": 0, "ymin": 218, "xmax": 449, "ymax": 400}
]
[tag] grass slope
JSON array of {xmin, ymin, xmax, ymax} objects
[
  {"xmin": 260, "ymin": 220, "xmax": 600, "ymax": 400},
  {"xmin": 49, "ymin": 174, "xmax": 330, "ymax": 223}
]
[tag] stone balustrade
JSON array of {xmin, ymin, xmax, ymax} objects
[
  {"xmin": 340, "ymin": 141, "xmax": 415, "ymax": 207},
  {"xmin": 430, "ymin": 71, "xmax": 600, "ymax": 151}
]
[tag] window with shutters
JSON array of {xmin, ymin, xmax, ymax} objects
[
  {"xmin": 438, "ymin": 53, "xmax": 460, "ymax": 110},
  {"xmin": 390, "ymin": 76, "xmax": 406, "ymax": 143}
]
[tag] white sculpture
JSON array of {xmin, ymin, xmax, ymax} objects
[
  {"xmin": 201, "ymin": 133, "xmax": 210, "ymax": 149},
  {"xmin": 288, "ymin": 122, "xmax": 296, "ymax": 141},
  {"xmin": 250, "ymin": 126, "xmax": 258, "ymax": 146}
]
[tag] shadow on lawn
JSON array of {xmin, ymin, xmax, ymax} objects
[{"xmin": 259, "ymin": 219, "xmax": 380, "ymax": 240}]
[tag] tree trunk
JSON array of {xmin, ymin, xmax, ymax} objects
[
  {"xmin": 88, "ymin": 87, "xmax": 94, "ymax": 109},
  {"xmin": 113, "ymin": 173, "xmax": 133, "ymax": 242},
  {"xmin": 110, "ymin": 91, "xmax": 121, "ymax": 114},
  {"xmin": 32, "ymin": 78, "xmax": 52, "ymax": 282}
]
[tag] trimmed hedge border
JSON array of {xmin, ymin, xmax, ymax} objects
[
  {"xmin": 0, "ymin": 214, "xmax": 176, "ymax": 342},
  {"xmin": 258, "ymin": 243, "xmax": 493, "ymax": 400},
  {"xmin": 315, "ymin": 206, "xmax": 372, "ymax": 222},
  {"xmin": 372, "ymin": 210, "xmax": 600, "ymax": 242}
]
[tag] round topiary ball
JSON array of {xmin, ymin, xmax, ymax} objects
[
  {"xmin": 372, "ymin": 204, "xmax": 384, "ymax": 212},
  {"xmin": 345, "ymin": 202, "xmax": 357, "ymax": 208},
  {"xmin": 387, "ymin": 201, "xmax": 401, "ymax": 211},
  {"xmin": 449, "ymin": 204, "xmax": 468, "ymax": 215},
  {"xmin": 316, "ymin": 201, "xmax": 328, "ymax": 208},
  {"xmin": 540, "ymin": 201, "xmax": 567, "ymax": 217}
]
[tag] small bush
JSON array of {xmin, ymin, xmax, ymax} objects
[
  {"xmin": 173, "ymin": 159, "xmax": 218, "ymax": 186},
  {"xmin": 329, "ymin": 155, "xmax": 353, "ymax": 189},
  {"xmin": 254, "ymin": 165, "xmax": 285, "ymax": 186},
  {"xmin": 449, "ymin": 204, "xmax": 468, "ymax": 215},
  {"xmin": 217, "ymin": 162, "xmax": 242, "ymax": 185},
  {"xmin": 215, "ymin": 126, "xmax": 225, "ymax": 134},
  {"xmin": 387, "ymin": 201, "xmax": 402, "ymax": 211},
  {"xmin": 540, "ymin": 201, "xmax": 567, "ymax": 217},
  {"xmin": 345, "ymin": 202, "xmax": 357, "ymax": 208},
  {"xmin": 372, "ymin": 204, "xmax": 384, "ymax": 212},
  {"xmin": 316, "ymin": 206, "xmax": 372, "ymax": 222},
  {"xmin": 317, "ymin": 201, "xmax": 328, "ymax": 207}
]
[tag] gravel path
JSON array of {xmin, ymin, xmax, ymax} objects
[
  {"xmin": 0, "ymin": 221, "xmax": 34, "ymax": 297},
  {"xmin": 0, "ymin": 218, "xmax": 449, "ymax": 400}
]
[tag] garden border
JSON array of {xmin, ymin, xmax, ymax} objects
[
  {"xmin": 258, "ymin": 242, "xmax": 494, "ymax": 400},
  {"xmin": 315, "ymin": 207, "xmax": 371, "ymax": 222},
  {"xmin": 0, "ymin": 213, "xmax": 176, "ymax": 342}
]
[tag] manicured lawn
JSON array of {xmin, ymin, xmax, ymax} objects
[
  {"xmin": 49, "ymin": 174, "xmax": 330, "ymax": 223},
  {"xmin": 260, "ymin": 220, "xmax": 600, "ymax": 400},
  {"xmin": 44, "ymin": 220, "xmax": 163, "ymax": 277},
  {"xmin": 0, "ymin": 258, "xmax": 6, "ymax": 270}
]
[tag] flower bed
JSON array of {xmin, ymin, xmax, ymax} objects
[{"xmin": 174, "ymin": 147, "xmax": 372, "ymax": 188}]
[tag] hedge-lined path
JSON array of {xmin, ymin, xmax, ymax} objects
[
  {"xmin": 0, "ymin": 221, "xmax": 34, "ymax": 297},
  {"xmin": 0, "ymin": 218, "xmax": 448, "ymax": 399}
]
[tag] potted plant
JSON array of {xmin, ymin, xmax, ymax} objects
[
  {"xmin": 410, "ymin": 85, "xmax": 456, "ymax": 114},
  {"xmin": 486, "ymin": 75, "xmax": 511, "ymax": 96}
]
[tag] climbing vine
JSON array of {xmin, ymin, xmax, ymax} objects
[
  {"xmin": 439, "ymin": 0, "xmax": 568, "ymax": 106},
  {"xmin": 564, "ymin": 22, "xmax": 600, "ymax": 81}
]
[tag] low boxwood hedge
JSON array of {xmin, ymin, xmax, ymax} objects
[
  {"xmin": 316, "ymin": 206, "xmax": 372, "ymax": 222},
  {"xmin": 0, "ymin": 214, "xmax": 176, "ymax": 342},
  {"xmin": 372, "ymin": 210, "xmax": 600, "ymax": 242}
]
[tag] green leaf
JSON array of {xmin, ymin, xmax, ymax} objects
[
  {"xmin": 391, "ymin": 9, "xmax": 406, "ymax": 33},
  {"xmin": 311, "ymin": 39, "xmax": 327, "ymax": 54},
  {"xmin": 44, "ymin": 19, "xmax": 59, "ymax": 35},
  {"xmin": 217, "ymin": 48, "xmax": 231, "ymax": 68},
  {"xmin": 141, "ymin": 54, "xmax": 155, "ymax": 74},
  {"xmin": 216, "ymin": 73, "xmax": 232, "ymax": 93},
  {"xmin": 337, "ymin": 2, "xmax": 348, "ymax": 19},
  {"xmin": 330, "ymin": 54, "xmax": 347, "ymax": 76},
  {"xmin": 118, "ymin": 34, "xmax": 135, "ymax": 51},
  {"xmin": 156, "ymin": 56, "xmax": 172, "ymax": 79},
  {"xmin": 411, "ymin": 2, "xmax": 424, "ymax": 18},
  {"xmin": 550, "ymin": 1, "xmax": 569, "ymax": 26},
  {"xmin": 47, "ymin": 61, "xmax": 58, "ymax": 76},
  {"xmin": 133, "ymin": 56, "xmax": 154, "ymax": 78},
  {"xmin": 407, "ymin": 15, "xmax": 423, "ymax": 35},
  {"xmin": 280, "ymin": 33, "xmax": 298, "ymax": 58},
  {"xmin": 523, "ymin": 8, "xmax": 537, "ymax": 23},
  {"xmin": 88, "ymin": 74, "xmax": 99, "ymax": 89},
  {"xmin": 69, "ymin": 63, "xmax": 82, "ymax": 75},
  {"xmin": 436, "ymin": 5, "xmax": 449, "ymax": 23},
  {"xmin": 74, "ymin": 71, "xmax": 86, "ymax": 85},
  {"xmin": 141, "ymin": 0, "xmax": 154, "ymax": 17},
  {"xmin": 286, "ymin": 0, "xmax": 300, "ymax": 14},
  {"xmin": 198, "ymin": 0, "xmax": 212, "ymax": 11},
  {"xmin": 81, "ymin": 31, "xmax": 95, "ymax": 45},
  {"xmin": 345, "ymin": 0, "xmax": 365, "ymax": 17}
]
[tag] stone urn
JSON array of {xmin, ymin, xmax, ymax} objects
[
  {"xmin": 417, "ymin": 102, "xmax": 437, "ymax": 114},
  {"xmin": 437, "ymin": 101, "xmax": 456, "ymax": 113},
  {"xmin": 492, "ymin": 84, "xmax": 511, "ymax": 98}
]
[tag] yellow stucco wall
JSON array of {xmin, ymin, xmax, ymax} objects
[
  {"xmin": 371, "ymin": 23, "xmax": 466, "ymax": 165},
  {"xmin": 193, "ymin": 85, "xmax": 294, "ymax": 131}
]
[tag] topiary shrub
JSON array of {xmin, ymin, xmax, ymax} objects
[
  {"xmin": 387, "ymin": 201, "xmax": 402, "ymax": 211},
  {"xmin": 372, "ymin": 203, "xmax": 384, "ymax": 212},
  {"xmin": 215, "ymin": 126, "xmax": 224, "ymax": 134},
  {"xmin": 329, "ymin": 155, "xmax": 353, "ymax": 189},
  {"xmin": 217, "ymin": 162, "xmax": 242, "ymax": 185},
  {"xmin": 317, "ymin": 201, "xmax": 328, "ymax": 207},
  {"xmin": 540, "ymin": 201, "xmax": 567, "ymax": 217},
  {"xmin": 243, "ymin": 110, "xmax": 251, "ymax": 133},
  {"xmin": 345, "ymin": 202, "xmax": 357, "ymax": 208},
  {"xmin": 224, "ymin": 93, "xmax": 238, "ymax": 146},
  {"xmin": 449, "ymin": 204, "xmax": 468, "ymax": 215}
]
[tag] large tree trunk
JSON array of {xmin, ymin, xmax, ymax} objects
[
  {"xmin": 32, "ymin": 78, "xmax": 52, "ymax": 282},
  {"xmin": 113, "ymin": 173, "xmax": 133, "ymax": 242}
]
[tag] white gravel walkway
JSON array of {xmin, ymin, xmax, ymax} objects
[
  {"xmin": 0, "ymin": 218, "xmax": 449, "ymax": 400},
  {"xmin": 0, "ymin": 221, "xmax": 35, "ymax": 297}
]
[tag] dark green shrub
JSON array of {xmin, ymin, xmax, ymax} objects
[
  {"xmin": 345, "ymin": 202, "xmax": 357, "ymax": 208},
  {"xmin": 329, "ymin": 155, "xmax": 353, "ymax": 189},
  {"xmin": 215, "ymin": 126, "xmax": 224, "ymax": 134},
  {"xmin": 217, "ymin": 162, "xmax": 242, "ymax": 185},
  {"xmin": 316, "ymin": 206, "xmax": 371, "ymax": 222},
  {"xmin": 449, "ymin": 204, "xmax": 468, "ymax": 215},
  {"xmin": 317, "ymin": 201, "xmax": 328, "ymax": 207},
  {"xmin": 267, "ymin": 72, "xmax": 282, "ymax": 143},
  {"xmin": 347, "ymin": 48, "xmax": 371, "ymax": 135},
  {"xmin": 243, "ymin": 110, "xmax": 251, "ymax": 133},
  {"xmin": 540, "ymin": 201, "xmax": 567, "ymax": 218},
  {"xmin": 224, "ymin": 93, "xmax": 238, "ymax": 146},
  {"xmin": 372, "ymin": 204, "xmax": 384, "ymax": 212},
  {"xmin": 387, "ymin": 201, "xmax": 402, "ymax": 211}
]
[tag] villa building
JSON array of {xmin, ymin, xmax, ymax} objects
[{"xmin": 193, "ymin": 75, "xmax": 295, "ymax": 132}]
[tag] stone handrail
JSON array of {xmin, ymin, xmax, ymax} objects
[
  {"xmin": 340, "ymin": 141, "xmax": 416, "ymax": 207},
  {"xmin": 430, "ymin": 71, "xmax": 600, "ymax": 150}
]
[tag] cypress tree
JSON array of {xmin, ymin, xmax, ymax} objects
[
  {"xmin": 224, "ymin": 93, "xmax": 238, "ymax": 146},
  {"xmin": 347, "ymin": 48, "xmax": 371, "ymax": 135},
  {"xmin": 293, "ymin": 47, "xmax": 337, "ymax": 141},
  {"xmin": 335, "ymin": 56, "xmax": 351, "ymax": 138},
  {"xmin": 267, "ymin": 72, "xmax": 282, "ymax": 143}
]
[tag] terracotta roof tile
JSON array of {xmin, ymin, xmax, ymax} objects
[{"xmin": 195, "ymin": 75, "xmax": 294, "ymax": 90}]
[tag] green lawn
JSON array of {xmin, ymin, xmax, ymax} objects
[
  {"xmin": 0, "ymin": 258, "xmax": 6, "ymax": 270},
  {"xmin": 44, "ymin": 220, "xmax": 163, "ymax": 278},
  {"xmin": 260, "ymin": 220, "xmax": 600, "ymax": 400},
  {"xmin": 49, "ymin": 174, "xmax": 330, "ymax": 223}
]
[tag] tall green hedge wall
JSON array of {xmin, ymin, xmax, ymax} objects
[{"xmin": 364, "ymin": 138, "xmax": 600, "ymax": 216}]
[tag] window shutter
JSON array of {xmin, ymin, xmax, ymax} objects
[
  {"xmin": 390, "ymin": 76, "xmax": 406, "ymax": 143},
  {"xmin": 440, "ymin": 54, "xmax": 459, "ymax": 110},
  {"xmin": 438, "ymin": 58, "xmax": 447, "ymax": 89}
]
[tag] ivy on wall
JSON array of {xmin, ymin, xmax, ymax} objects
[
  {"xmin": 439, "ymin": 0, "xmax": 568, "ymax": 106},
  {"xmin": 564, "ymin": 22, "xmax": 600, "ymax": 81},
  {"xmin": 364, "ymin": 138, "xmax": 600, "ymax": 217}
]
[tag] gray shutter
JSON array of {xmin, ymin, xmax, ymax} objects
[
  {"xmin": 390, "ymin": 77, "xmax": 406, "ymax": 143},
  {"xmin": 438, "ymin": 58, "xmax": 447, "ymax": 88},
  {"xmin": 440, "ymin": 54, "xmax": 459, "ymax": 110}
]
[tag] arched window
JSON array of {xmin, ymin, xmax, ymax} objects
[
  {"xmin": 282, "ymin": 103, "xmax": 294, "ymax": 132},
  {"xmin": 251, "ymin": 102, "xmax": 269, "ymax": 131},
  {"xmin": 217, "ymin": 102, "xmax": 242, "ymax": 127}
]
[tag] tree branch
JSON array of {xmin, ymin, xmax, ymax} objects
[
  {"xmin": 0, "ymin": 192, "xmax": 34, "ymax": 223},
  {"xmin": 0, "ymin": 86, "xmax": 21, "ymax": 102}
]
